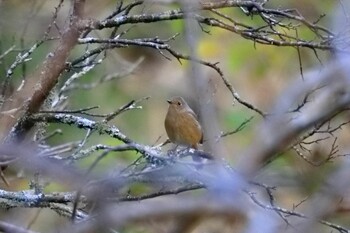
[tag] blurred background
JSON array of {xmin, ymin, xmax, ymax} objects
[{"xmin": 0, "ymin": 0, "xmax": 346, "ymax": 232}]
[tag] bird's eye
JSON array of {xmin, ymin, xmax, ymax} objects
[{"xmin": 177, "ymin": 102, "xmax": 181, "ymax": 106}]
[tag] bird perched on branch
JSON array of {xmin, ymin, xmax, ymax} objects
[{"xmin": 164, "ymin": 96, "xmax": 203, "ymax": 150}]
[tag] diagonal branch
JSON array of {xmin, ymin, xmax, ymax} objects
[{"xmin": 1, "ymin": 0, "xmax": 86, "ymax": 142}]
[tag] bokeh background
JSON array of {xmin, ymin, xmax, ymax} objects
[{"xmin": 0, "ymin": 0, "xmax": 346, "ymax": 232}]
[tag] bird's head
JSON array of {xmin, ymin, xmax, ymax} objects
[{"xmin": 167, "ymin": 96, "xmax": 188, "ymax": 112}]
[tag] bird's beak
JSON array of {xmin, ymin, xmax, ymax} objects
[{"xmin": 167, "ymin": 100, "xmax": 172, "ymax": 104}]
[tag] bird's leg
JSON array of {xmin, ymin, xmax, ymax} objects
[
  {"xmin": 176, "ymin": 146, "xmax": 193, "ymax": 159},
  {"xmin": 167, "ymin": 144, "xmax": 178, "ymax": 158}
]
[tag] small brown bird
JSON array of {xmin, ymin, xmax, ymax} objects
[{"xmin": 164, "ymin": 96, "xmax": 203, "ymax": 149}]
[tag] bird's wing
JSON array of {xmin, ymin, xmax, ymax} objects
[
  {"xmin": 187, "ymin": 110, "xmax": 203, "ymax": 143},
  {"xmin": 187, "ymin": 109, "xmax": 198, "ymax": 120}
]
